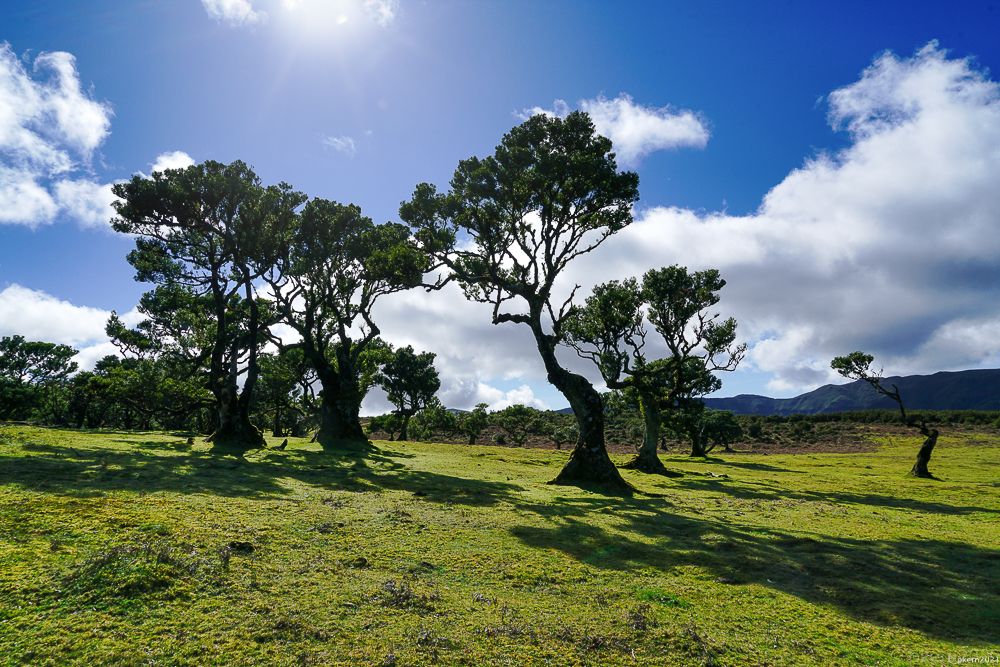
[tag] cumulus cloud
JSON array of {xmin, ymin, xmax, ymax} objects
[
  {"xmin": 523, "ymin": 93, "xmax": 709, "ymax": 165},
  {"xmin": 201, "ymin": 0, "xmax": 266, "ymax": 27},
  {"xmin": 53, "ymin": 179, "xmax": 116, "ymax": 228},
  {"xmin": 322, "ymin": 135, "xmax": 358, "ymax": 157},
  {"xmin": 0, "ymin": 284, "xmax": 109, "ymax": 346},
  {"xmin": 362, "ymin": 43, "xmax": 1000, "ymax": 402},
  {"xmin": 0, "ymin": 42, "xmax": 116, "ymax": 228},
  {"xmin": 556, "ymin": 42, "xmax": 1000, "ymax": 393},
  {"xmin": 0, "ymin": 284, "xmax": 143, "ymax": 371},
  {"xmin": 150, "ymin": 150, "xmax": 195, "ymax": 173}
]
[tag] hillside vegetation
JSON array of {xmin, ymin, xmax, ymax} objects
[{"xmin": 1, "ymin": 425, "xmax": 998, "ymax": 665}]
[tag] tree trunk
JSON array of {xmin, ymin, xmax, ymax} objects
[
  {"xmin": 212, "ymin": 382, "xmax": 264, "ymax": 453},
  {"xmin": 316, "ymin": 389, "xmax": 367, "ymax": 448},
  {"xmin": 527, "ymin": 320, "xmax": 628, "ymax": 490},
  {"xmin": 310, "ymin": 345, "xmax": 368, "ymax": 450},
  {"xmin": 467, "ymin": 434, "xmax": 476, "ymax": 445},
  {"xmin": 272, "ymin": 406, "xmax": 284, "ymax": 438},
  {"xmin": 621, "ymin": 391, "xmax": 680, "ymax": 476},
  {"xmin": 397, "ymin": 413, "xmax": 412, "ymax": 441},
  {"xmin": 910, "ymin": 427, "xmax": 939, "ymax": 478},
  {"xmin": 689, "ymin": 426, "xmax": 707, "ymax": 457}
]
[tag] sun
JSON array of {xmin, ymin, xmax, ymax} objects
[{"xmin": 276, "ymin": 0, "xmax": 374, "ymax": 45}]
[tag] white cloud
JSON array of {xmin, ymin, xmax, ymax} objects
[
  {"xmin": 150, "ymin": 150, "xmax": 195, "ymax": 173},
  {"xmin": 0, "ymin": 284, "xmax": 143, "ymax": 371},
  {"xmin": 201, "ymin": 0, "xmax": 266, "ymax": 27},
  {"xmin": 363, "ymin": 0, "xmax": 398, "ymax": 26},
  {"xmin": 523, "ymin": 93, "xmax": 709, "ymax": 165},
  {"xmin": 0, "ymin": 42, "xmax": 115, "ymax": 228},
  {"xmin": 0, "ymin": 284, "xmax": 111, "ymax": 349},
  {"xmin": 555, "ymin": 43, "xmax": 1000, "ymax": 393},
  {"xmin": 322, "ymin": 134, "xmax": 358, "ymax": 157},
  {"xmin": 0, "ymin": 166, "xmax": 58, "ymax": 224},
  {"xmin": 53, "ymin": 179, "xmax": 116, "ymax": 228}
]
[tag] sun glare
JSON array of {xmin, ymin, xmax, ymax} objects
[{"xmin": 277, "ymin": 0, "xmax": 375, "ymax": 46}]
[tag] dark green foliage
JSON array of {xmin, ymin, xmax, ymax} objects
[
  {"xmin": 0, "ymin": 336, "xmax": 78, "ymax": 421},
  {"xmin": 408, "ymin": 399, "xmax": 458, "ymax": 442},
  {"xmin": 264, "ymin": 199, "xmax": 428, "ymax": 446},
  {"xmin": 376, "ymin": 346, "xmax": 441, "ymax": 441},
  {"xmin": 252, "ymin": 350, "xmax": 313, "ymax": 437},
  {"xmin": 458, "ymin": 403, "xmax": 490, "ymax": 445},
  {"xmin": 492, "ymin": 404, "xmax": 544, "ymax": 447}
]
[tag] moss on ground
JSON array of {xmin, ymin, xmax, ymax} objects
[{"xmin": 0, "ymin": 425, "xmax": 997, "ymax": 665}]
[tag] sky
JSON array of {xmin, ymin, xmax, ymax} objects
[{"xmin": 1, "ymin": 1, "xmax": 1000, "ymax": 413}]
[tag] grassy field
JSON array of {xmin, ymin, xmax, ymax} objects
[{"xmin": 0, "ymin": 425, "xmax": 997, "ymax": 666}]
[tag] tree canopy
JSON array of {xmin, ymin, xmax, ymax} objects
[{"xmin": 400, "ymin": 111, "xmax": 640, "ymax": 488}]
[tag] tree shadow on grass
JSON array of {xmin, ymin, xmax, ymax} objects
[
  {"xmin": 699, "ymin": 459, "xmax": 797, "ymax": 473},
  {"xmin": 4, "ymin": 437, "xmax": 521, "ymax": 506},
  {"xmin": 510, "ymin": 494, "xmax": 1000, "ymax": 644},
  {"xmin": 672, "ymin": 475, "xmax": 999, "ymax": 516}
]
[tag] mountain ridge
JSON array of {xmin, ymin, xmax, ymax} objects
[{"xmin": 551, "ymin": 368, "xmax": 1000, "ymax": 415}]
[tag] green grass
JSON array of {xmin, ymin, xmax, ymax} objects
[{"xmin": 0, "ymin": 425, "xmax": 997, "ymax": 666}]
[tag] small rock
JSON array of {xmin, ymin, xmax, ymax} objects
[{"xmin": 350, "ymin": 556, "xmax": 369, "ymax": 568}]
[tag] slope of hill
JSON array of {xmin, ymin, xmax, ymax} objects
[{"xmin": 704, "ymin": 368, "xmax": 1000, "ymax": 415}]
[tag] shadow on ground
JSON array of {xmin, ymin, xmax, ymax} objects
[
  {"xmin": 510, "ymin": 491, "xmax": 1000, "ymax": 644},
  {"xmin": 3, "ymin": 434, "xmax": 519, "ymax": 507}
]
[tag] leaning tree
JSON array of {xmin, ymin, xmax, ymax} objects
[
  {"xmin": 262, "ymin": 199, "xmax": 427, "ymax": 448},
  {"xmin": 400, "ymin": 111, "xmax": 639, "ymax": 488},
  {"xmin": 112, "ymin": 160, "xmax": 305, "ymax": 452},
  {"xmin": 831, "ymin": 351, "xmax": 939, "ymax": 478}
]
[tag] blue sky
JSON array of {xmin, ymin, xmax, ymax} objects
[{"xmin": 2, "ymin": 1, "xmax": 1000, "ymax": 411}]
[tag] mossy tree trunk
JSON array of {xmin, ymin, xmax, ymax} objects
[
  {"xmin": 622, "ymin": 390, "xmax": 678, "ymax": 476},
  {"xmin": 528, "ymin": 317, "xmax": 629, "ymax": 490}
]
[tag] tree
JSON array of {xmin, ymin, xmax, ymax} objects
[
  {"xmin": 400, "ymin": 111, "xmax": 639, "ymax": 489},
  {"xmin": 0, "ymin": 336, "xmax": 78, "ymax": 420},
  {"xmin": 667, "ymin": 408, "xmax": 743, "ymax": 455},
  {"xmin": 408, "ymin": 398, "xmax": 458, "ymax": 442},
  {"xmin": 112, "ymin": 161, "xmax": 305, "ymax": 453},
  {"xmin": 562, "ymin": 278, "xmax": 678, "ymax": 474},
  {"xmin": 458, "ymin": 403, "xmax": 490, "ymax": 445},
  {"xmin": 831, "ymin": 351, "xmax": 939, "ymax": 478},
  {"xmin": 376, "ymin": 345, "xmax": 441, "ymax": 441},
  {"xmin": 262, "ymin": 199, "xmax": 426, "ymax": 448},
  {"xmin": 253, "ymin": 350, "xmax": 310, "ymax": 437},
  {"xmin": 563, "ymin": 267, "xmax": 744, "ymax": 470},
  {"xmin": 493, "ymin": 404, "xmax": 542, "ymax": 447},
  {"xmin": 643, "ymin": 266, "xmax": 746, "ymax": 458}
]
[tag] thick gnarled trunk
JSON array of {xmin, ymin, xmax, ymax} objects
[
  {"xmin": 622, "ymin": 391, "xmax": 679, "ymax": 476},
  {"xmin": 689, "ymin": 429, "xmax": 708, "ymax": 457},
  {"xmin": 314, "ymin": 356, "xmax": 368, "ymax": 449},
  {"xmin": 529, "ymin": 320, "xmax": 629, "ymax": 490},
  {"xmin": 212, "ymin": 382, "xmax": 264, "ymax": 453}
]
